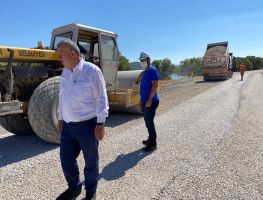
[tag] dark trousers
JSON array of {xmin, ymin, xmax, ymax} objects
[
  {"xmin": 142, "ymin": 101, "xmax": 159, "ymax": 144},
  {"xmin": 60, "ymin": 117, "xmax": 98, "ymax": 195},
  {"xmin": 241, "ymin": 72, "xmax": 244, "ymax": 80}
]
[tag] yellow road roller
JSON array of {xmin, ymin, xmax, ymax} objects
[{"xmin": 0, "ymin": 23, "xmax": 143, "ymax": 143}]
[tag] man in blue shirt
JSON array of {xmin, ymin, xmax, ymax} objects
[{"xmin": 139, "ymin": 52, "xmax": 160, "ymax": 152}]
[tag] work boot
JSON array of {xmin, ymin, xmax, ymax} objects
[{"xmin": 56, "ymin": 187, "xmax": 82, "ymax": 200}]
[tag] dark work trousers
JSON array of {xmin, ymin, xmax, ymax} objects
[
  {"xmin": 142, "ymin": 101, "xmax": 159, "ymax": 144},
  {"xmin": 60, "ymin": 117, "xmax": 98, "ymax": 195},
  {"xmin": 241, "ymin": 72, "xmax": 244, "ymax": 80}
]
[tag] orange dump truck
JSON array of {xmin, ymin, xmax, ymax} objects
[{"xmin": 203, "ymin": 42, "xmax": 234, "ymax": 81}]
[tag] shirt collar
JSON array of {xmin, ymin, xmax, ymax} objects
[
  {"xmin": 73, "ymin": 59, "xmax": 84, "ymax": 72},
  {"xmin": 145, "ymin": 65, "xmax": 152, "ymax": 71}
]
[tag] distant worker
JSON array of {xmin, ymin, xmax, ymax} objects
[
  {"xmin": 239, "ymin": 63, "xmax": 247, "ymax": 81},
  {"xmin": 139, "ymin": 52, "xmax": 160, "ymax": 152}
]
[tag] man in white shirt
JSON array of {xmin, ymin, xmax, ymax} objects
[{"xmin": 56, "ymin": 39, "xmax": 108, "ymax": 200}]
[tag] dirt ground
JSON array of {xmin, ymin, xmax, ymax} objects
[{"xmin": 158, "ymin": 76, "xmax": 222, "ymax": 113}]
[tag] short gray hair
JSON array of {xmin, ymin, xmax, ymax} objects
[{"xmin": 57, "ymin": 39, "xmax": 80, "ymax": 56}]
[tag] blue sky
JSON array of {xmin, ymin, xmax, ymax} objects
[{"xmin": 1, "ymin": 0, "xmax": 263, "ymax": 64}]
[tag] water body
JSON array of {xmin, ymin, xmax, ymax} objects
[{"xmin": 170, "ymin": 74, "xmax": 184, "ymax": 80}]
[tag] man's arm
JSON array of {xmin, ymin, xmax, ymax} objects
[
  {"xmin": 92, "ymin": 67, "xmax": 109, "ymax": 140},
  {"xmin": 146, "ymin": 80, "xmax": 159, "ymax": 107},
  {"xmin": 92, "ymin": 68, "xmax": 109, "ymax": 123},
  {"xmin": 57, "ymin": 76, "xmax": 64, "ymax": 133},
  {"xmin": 149, "ymin": 80, "xmax": 159, "ymax": 100}
]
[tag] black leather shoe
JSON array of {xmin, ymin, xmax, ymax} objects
[
  {"xmin": 143, "ymin": 142, "xmax": 157, "ymax": 152},
  {"xmin": 142, "ymin": 139, "xmax": 149, "ymax": 145},
  {"xmin": 82, "ymin": 192, "xmax": 96, "ymax": 200},
  {"xmin": 56, "ymin": 187, "xmax": 82, "ymax": 200}
]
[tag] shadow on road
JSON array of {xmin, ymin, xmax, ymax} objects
[
  {"xmin": 0, "ymin": 112, "xmax": 142, "ymax": 168},
  {"xmin": 0, "ymin": 134, "xmax": 58, "ymax": 168},
  {"xmin": 106, "ymin": 112, "xmax": 142, "ymax": 128},
  {"xmin": 195, "ymin": 80, "xmax": 223, "ymax": 84},
  {"xmin": 99, "ymin": 149, "xmax": 153, "ymax": 181}
]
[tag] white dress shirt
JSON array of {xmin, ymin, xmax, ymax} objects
[{"xmin": 58, "ymin": 59, "xmax": 109, "ymax": 123}]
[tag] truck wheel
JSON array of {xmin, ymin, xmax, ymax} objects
[
  {"xmin": 0, "ymin": 114, "xmax": 34, "ymax": 135},
  {"xmin": 28, "ymin": 76, "xmax": 60, "ymax": 144}
]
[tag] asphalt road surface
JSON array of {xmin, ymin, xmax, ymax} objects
[{"xmin": 1, "ymin": 71, "xmax": 263, "ymax": 200}]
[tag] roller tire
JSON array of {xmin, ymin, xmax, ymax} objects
[
  {"xmin": 28, "ymin": 76, "xmax": 60, "ymax": 144},
  {"xmin": 0, "ymin": 114, "xmax": 34, "ymax": 135}
]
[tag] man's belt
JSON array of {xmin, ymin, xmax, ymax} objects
[
  {"xmin": 68, "ymin": 121, "xmax": 85, "ymax": 125},
  {"xmin": 67, "ymin": 117, "xmax": 96, "ymax": 125}
]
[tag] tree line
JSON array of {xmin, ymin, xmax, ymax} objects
[
  {"xmin": 234, "ymin": 56, "xmax": 263, "ymax": 71},
  {"xmin": 178, "ymin": 56, "xmax": 263, "ymax": 75},
  {"xmin": 119, "ymin": 55, "xmax": 263, "ymax": 80}
]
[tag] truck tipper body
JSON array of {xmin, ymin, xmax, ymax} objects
[{"xmin": 203, "ymin": 42, "xmax": 234, "ymax": 81}]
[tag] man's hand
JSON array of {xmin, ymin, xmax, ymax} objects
[
  {"xmin": 95, "ymin": 124, "xmax": 105, "ymax": 141},
  {"xmin": 145, "ymin": 99, "xmax": 152, "ymax": 107},
  {"xmin": 57, "ymin": 120, "xmax": 63, "ymax": 133}
]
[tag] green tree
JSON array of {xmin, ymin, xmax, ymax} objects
[
  {"xmin": 235, "ymin": 57, "xmax": 253, "ymax": 71},
  {"xmin": 119, "ymin": 55, "xmax": 130, "ymax": 71},
  {"xmin": 179, "ymin": 57, "xmax": 203, "ymax": 76},
  {"xmin": 152, "ymin": 58, "xmax": 177, "ymax": 80},
  {"xmin": 246, "ymin": 56, "xmax": 263, "ymax": 70},
  {"xmin": 235, "ymin": 56, "xmax": 263, "ymax": 71}
]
